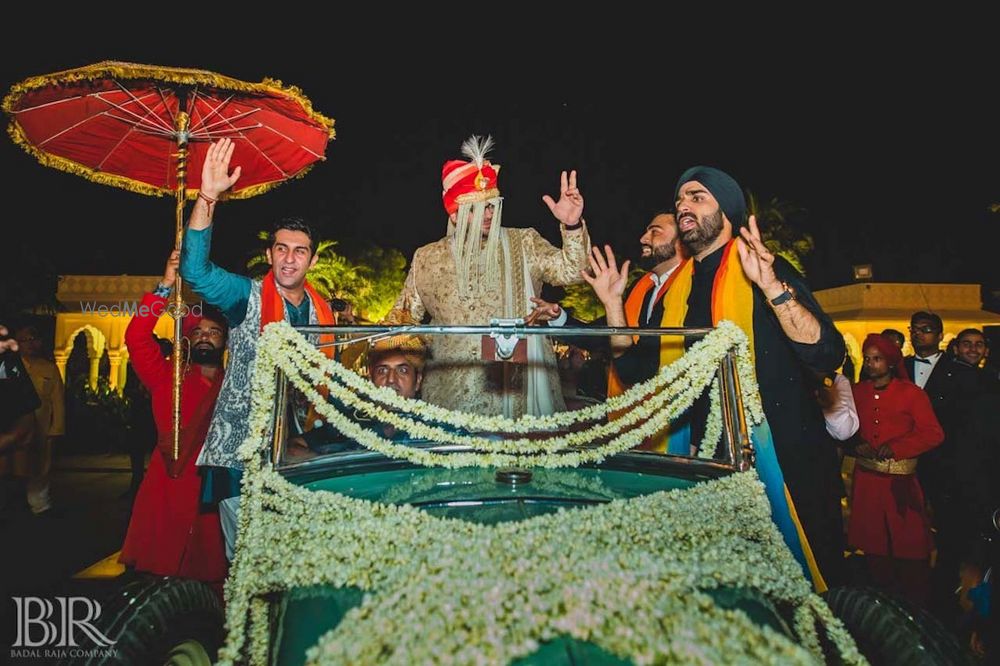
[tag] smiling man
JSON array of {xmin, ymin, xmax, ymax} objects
[
  {"xmin": 954, "ymin": 328, "xmax": 988, "ymax": 369},
  {"xmin": 179, "ymin": 138, "xmax": 338, "ymax": 553},
  {"xmin": 525, "ymin": 211, "xmax": 685, "ymax": 450}
]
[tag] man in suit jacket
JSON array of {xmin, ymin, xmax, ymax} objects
[
  {"xmin": 905, "ymin": 312, "xmax": 981, "ymax": 495},
  {"xmin": 905, "ymin": 311, "xmax": 983, "ymax": 617}
]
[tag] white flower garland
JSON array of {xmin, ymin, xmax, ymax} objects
[
  {"xmin": 697, "ymin": 378, "xmax": 724, "ymax": 459},
  {"xmin": 287, "ymin": 361, "xmax": 714, "ymax": 468},
  {"xmin": 294, "ymin": 353, "xmax": 705, "ymax": 453},
  {"xmin": 248, "ymin": 320, "xmax": 760, "ymax": 468},
  {"xmin": 271, "ymin": 319, "xmax": 763, "ymax": 435},
  {"xmin": 214, "ymin": 322, "xmax": 863, "ymax": 665},
  {"xmin": 219, "ymin": 464, "xmax": 864, "ymax": 665}
]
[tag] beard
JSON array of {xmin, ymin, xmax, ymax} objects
[
  {"xmin": 679, "ymin": 208, "xmax": 724, "ymax": 255},
  {"xmin": 191, "ymin": 345, "xmax": 224, "ymax": 366},
  {"xmin": 638, "ymin": 241, "xmax": 677, "ymax": 270}
]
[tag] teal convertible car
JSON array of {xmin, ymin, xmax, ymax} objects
[{"xmin": 83, "ymin": 322, "xmax": 969, "ymax": 666}]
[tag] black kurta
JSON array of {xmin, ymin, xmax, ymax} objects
[{"xmin": 617, "ymin": 245, "xmax": 848, "ymax": 585}]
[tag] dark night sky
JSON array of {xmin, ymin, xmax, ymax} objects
[{"xmin": 2, "ymin": 19, "xmax": 998, "ymax": 299}]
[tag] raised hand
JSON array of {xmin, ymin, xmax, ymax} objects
[
  {"xmin": 524, "ymin": 297, "xmax": 562, "ymax": 326},
  {"xmin": 581, "ymin": 245, "xmax": 630, "ymax": 307},
  {"xmin": 735, "ymin": 215, "xmax": 781, "ymax": 295},
  {"xmin": 200, "ymin": 137, "xmax": 242, "ymax": 199},
  {"xmin": 541, "ymin": 170, "xmax": 584, "ymax": 226}
]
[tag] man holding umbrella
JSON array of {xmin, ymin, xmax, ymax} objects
[
  {"xmin": 120, "ymin": 251, "xmax": 228, "ymax": 584},
  {"xmin": 180, "ymin": 138, "xmax": 337, "ymax": 557}
]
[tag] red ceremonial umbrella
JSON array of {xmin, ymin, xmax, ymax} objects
[{"xmin": 3, "ymin": 61, "xmax": 335, "ymax": 458}]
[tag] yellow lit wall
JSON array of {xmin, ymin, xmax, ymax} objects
[{"xmin": 814, "ymin": 283, "xmax": 1000, "ymax": 381}]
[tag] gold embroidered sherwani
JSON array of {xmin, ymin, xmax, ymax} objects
[{"xmin": 391, "ymin": 224, "xmax": 590, "ymax": 417}]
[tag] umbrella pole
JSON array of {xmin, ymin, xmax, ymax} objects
[{"xmin": 172, "ymin": 112, "xmax": 190, "ymax": 461}]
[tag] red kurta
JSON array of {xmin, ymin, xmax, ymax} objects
[
  {"xmin": 848, "ymin": 379, "xmax": 943, "ymax": 559},
  {"xmin": 119, "ymin": 292, "xmax": 227, "ymax": 581}
]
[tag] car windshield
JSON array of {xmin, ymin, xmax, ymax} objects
[{"xmin": 267, "ymin": 321, "xmax": 757, "ymax": 476}]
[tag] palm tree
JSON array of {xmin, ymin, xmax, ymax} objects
[
  {"xmin": 352, "ymin": 245, "xmax": 408, "ymax": 321},
  {"xmin": 746, "ymin": 192, "xmax": 814, "ymax": 275}
]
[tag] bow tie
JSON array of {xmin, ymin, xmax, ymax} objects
[{"xmin": 914, "ymin": 357, "xmax": 932, "ymax": 364}]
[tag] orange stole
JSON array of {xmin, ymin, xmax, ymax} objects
[
  {"xmin": 605, "ymin": 269, "xmax": 682, "ymax": 452},
  {"xmin": 606, "ymin": 272, "xmax": 655, "ymax": 398},
  {"xmin": 658, "ymin": 241, "xmax": 755, "ymax": 367},
  {"xmin": 260, "ymin": 271, "xmax": 337, "ymax": 434},
  {"xmin": 259, "ymin": 270, "xmax": 337, "ymax": 359},
  {"xmin": 656, "ymin": 240, "xmax": 828, "ymax": 591}
]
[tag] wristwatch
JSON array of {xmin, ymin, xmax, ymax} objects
[{"xmin": 769, "ymin": 282, "xmax": 794, "ymax": 306}]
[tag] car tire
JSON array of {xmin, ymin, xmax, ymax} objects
[
  {"xmin": 71, "ymin": 575, "xmax": 224, "ymax": 666},
  {"xmin": 823, "ymin": 585, "xmax": 972, "ymax": 666}
]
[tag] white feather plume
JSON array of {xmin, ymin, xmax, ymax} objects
[{"xmin": 460, "ymin": 134, "xmax": 494, "ymax": 169}]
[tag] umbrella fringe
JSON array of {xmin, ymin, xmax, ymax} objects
[
  {"xmin": 6, "ymin": 121, "xmax": 171, "ymax": 198},
  {"xmin": 229, "ymin": 164, "xmax": 321, "ymax": 200},
  {"xmin": 3, "ymin": 61, "xmax": 335, "ymax": 139}
]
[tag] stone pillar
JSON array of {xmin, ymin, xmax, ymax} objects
[
  {"xmin": 107, "ymin": 350, "xmax": 121, "ymax": 392},
  {"xmin": 54, "ymin": 351, "xmax": 69, "ymax": 383},
  {"xmin": 88, "ymin": 353, "xmax": 100, "ymax": 390},
  {"xmin": 117, "ymin": 355, "xmax": 129, "ymax": 394}
]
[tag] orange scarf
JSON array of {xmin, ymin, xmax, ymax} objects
[
  {"xmin": 260, "ymin": 270, "xmax": 338, "ymax": 435},
  {"xmin": 260, "ymin": 269, "xmax": 336, "ymax": 359},
  {"xmin": 606, "ymin": 270, "xmax": 681, "ymax": 398},
  {"xmin": 620, "ymin": 240, "xmax": 753, "ymax": 454},
  {"xmin": 658, "ymin": 240, "xmax": 755, "ymax": 366},
  {"xmin": 605, "ymin": 268, "xmax": 682, "ymax": 452}
]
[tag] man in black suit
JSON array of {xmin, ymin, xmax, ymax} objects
[{"xmin": 905, "ymin": 311, "xmax": 983, "ymax": 618}]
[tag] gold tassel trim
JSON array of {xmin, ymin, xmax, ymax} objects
[
  {"xmin": 455, "ymin": 187, "xmax": 501, "ymax": 206},
  {"xmin": 3, "ymin": 61, "xmax": 334, "ymax": 138},
  {"xmin": 3, "ymin": 61, "xmax": 334, "ymax": 200},
  {"xmin": 7, "ymin": 120, "xmax": 170, "ymax": 198}
]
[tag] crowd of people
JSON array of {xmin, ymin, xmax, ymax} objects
[{"xmin": 1, "ymin": 135, "xmax": 996, "ymax": 658}]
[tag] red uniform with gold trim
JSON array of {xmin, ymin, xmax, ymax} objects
[{"xmin": 848, "ymin": 379, "xmax": 943, "ymax": 558}]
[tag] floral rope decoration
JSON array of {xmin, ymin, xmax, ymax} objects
[
  {"xmin": 243, "ymin": 319, "xmax": 762, "ymax": 469},
  {"xmin": 219, "ymin": 464, "xmax": 865, "ymax": 664},
  {"xmin": 214, "ymin": 321, "xmax": 864, "ymax": 665},
  {"xmin": 283, "ymin": 358, "xmax": 715, "ymax": 468},
  {"xmin": 275, "ymin": 319, "xmax": 763, "ymax": 434},
  {"xmin": 293, "ymin": 355, "xmax": 703, "ymax": 453},
  {"xmin": 697, "ymin": 377, "xmax": 724, "ymax": 459}
]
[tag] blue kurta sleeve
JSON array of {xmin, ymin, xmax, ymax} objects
[{"xmin": 180, "ymin": 225, "xmax": 252, "ymax": 326}]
